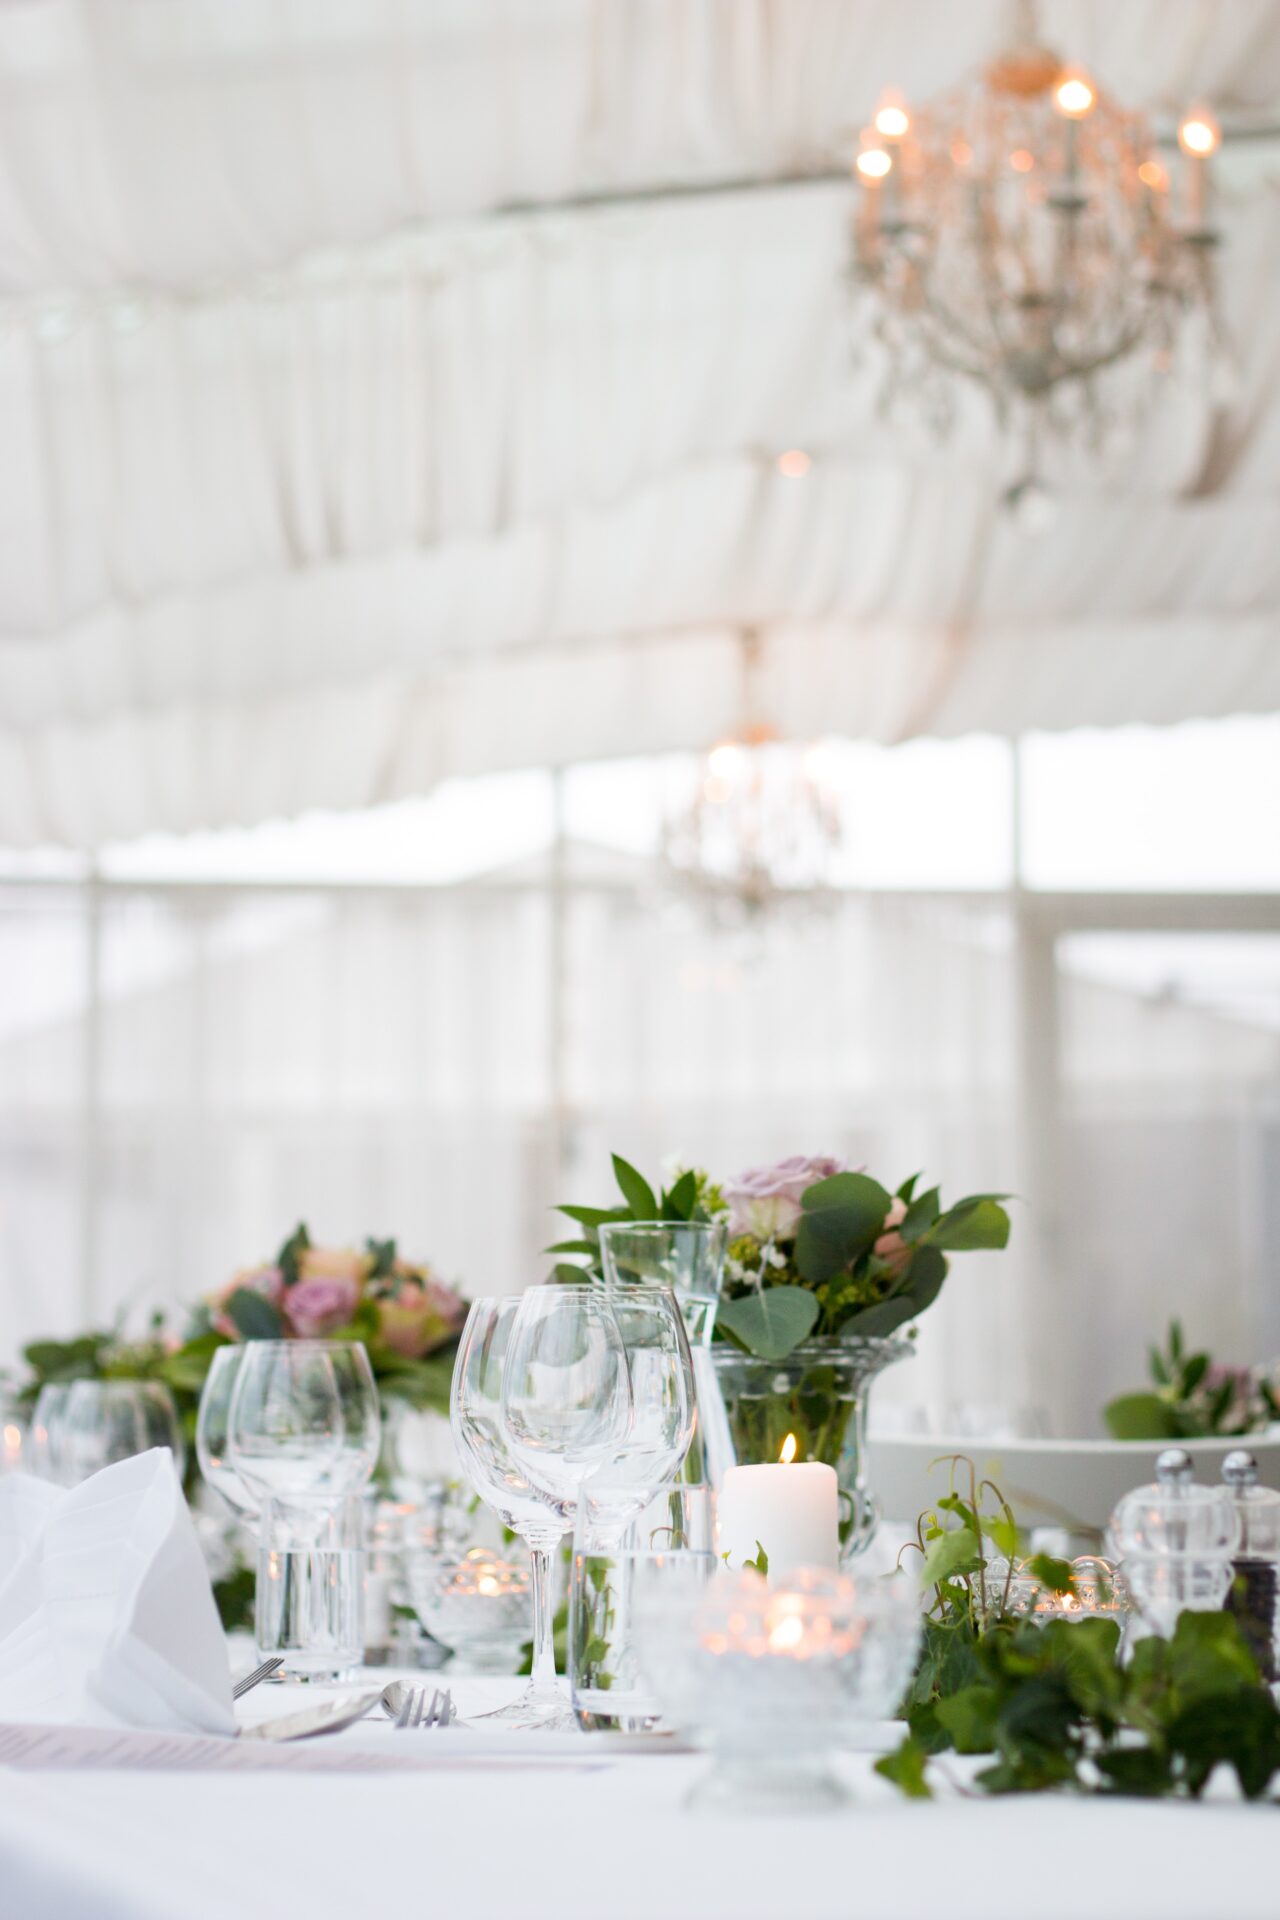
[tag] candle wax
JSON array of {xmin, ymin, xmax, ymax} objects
[{"xmin": 718, "ymin": 1460, "xmax": 839, "ymax": 1575}]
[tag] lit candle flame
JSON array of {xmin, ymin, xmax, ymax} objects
[{"xmin": 779, "ymin": 1433, "xmax": 798, "ymax": 1465}]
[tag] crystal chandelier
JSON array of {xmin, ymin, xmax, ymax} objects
[
  {"xmin": 850, "ymin": 0, "xmax": 1224, "ymax": 509},
  {"xmin": 659, "ymin": 632, "xmax": 844, "ymax": 918}
]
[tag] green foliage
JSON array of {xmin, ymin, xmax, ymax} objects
[
  {"xmin": 549, "ymin": 1155, "xmax": 722, "ymax": 1284},
  {"xmin": 880, "ymin": 1454, "xmax": 1280, "ymax": 1804},
  {"xmin": 556, "ymin": 1153, "xmax": 1012, "ymax": 1363},
  {"xmin": 716, "ymin": 1287, "xmax": 819, "ymax": 1361},
  {"xmin": 881, "ymin": 1610, "xmax": 1280, "ymax": 1802},
  {"xmin": 1103, "ymin": 1319, "xmax": 1280, "ymax": 1440},
  {"xmin": 223, "ymin": 1287, "xmax": 284, "ymax": 1340},
  {"xmin": 743, "ymin": 1541, "xmax": 769, "ymax": 1577}
]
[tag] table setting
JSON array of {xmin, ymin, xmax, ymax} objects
[{"xmin": 3, "ymin": 1154, "xmax": 1280, "ymax": 1920}]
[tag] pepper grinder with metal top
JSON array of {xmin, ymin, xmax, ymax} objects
[{"xmin": 1221, "ymin": 1451, "xmax": 1280, "ymax": 1684}]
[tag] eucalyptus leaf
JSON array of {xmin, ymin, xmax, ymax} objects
[
  {"xmin": 715, "ymin": 1287, "xmax": 819, "ymax": 1362},
  {"xmin": 926, "ymin": 1196, "xmax": 1011, "ymax": 1252},
  {"xmin": 223, "ymin": 1287, "xmax": 284, "ymax": 1340}
]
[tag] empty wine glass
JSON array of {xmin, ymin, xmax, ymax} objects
[
  {"xmin": 227, "ymin": 1340, "xmax": 380, "ymax": 1515},
  {"xmin": 196, "ymin": 1346, "xmax": 258, "ymax": 1516},
  {"xmin": 450, "ymin": 1297, "xmax": 576, "ymax": 1730},
  {"xmin": 500, "ymin": 1286, "xmax": 631, "ymax": 1509},
  {"xmin": 28, "ymin": 1383, "xmax": 74, "ymax": 1483},
  {"xmin": 59, "ymin": 1380, "xmax": 185, "ymax": 1484},
  {"xmin": 589, "ymin": 1284, "xmax": 696, "ymax": 1530}
]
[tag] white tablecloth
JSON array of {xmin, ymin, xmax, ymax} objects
[{"xmin": 0, "ymin": 1672, "xmax": 1276, "ymax": 1920}]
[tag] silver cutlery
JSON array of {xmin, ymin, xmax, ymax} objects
[
  {"xmin": 240, "ymin": 1691, "xmax": 384, "ymax": 1742},
  {"xmin": 382, "ymin": 1681, "xmax": 455, "ymax": 1729},
  {"xmin": 232, "ymin": 1655, "xmax": 284, "ymax": 1699}
]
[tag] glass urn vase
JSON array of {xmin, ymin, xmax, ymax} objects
[{"xmin": 703, "ymin": 1337, "xmax": 912, "ymax": 1562}]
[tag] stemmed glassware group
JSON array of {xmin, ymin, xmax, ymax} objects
[
  {"xmin": 194, "ymin": 1339, "xmax": 381, "ymax": 1681},
  {"xmin": 449, "ymin": 1280, "xmax": 696, "ymax": 1730}
]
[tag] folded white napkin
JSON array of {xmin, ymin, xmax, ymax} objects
[{"xmin": 0, "ymin": 1449, "xmax": 235, "ymax": 1734}]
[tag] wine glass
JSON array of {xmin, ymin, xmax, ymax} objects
[
  {"xmin": 28, "ymin": 1383, "xmax": 74, "ymax": 1483},
  {"xmin": 196, "ymin": 1346, "xmax": 259, "ymax": 1516},
  {"xmin": 500, "ymin": 1286, "xmax": 631, "ymax": 1509},
  {"xmin": 588, "ymin": 1283, "xmax": 696, "ymax": 1530},
  {"xmin": 227, "ymin": 1340, "xmax": 380, "ymax": 1515},
  {"xmin": 450, "ymin": 1297, "xmax": 577, "ymax": 1730},
  {"xmin": 59, "ymin": 1380, "xmax": 185, "ymax": 1484}
]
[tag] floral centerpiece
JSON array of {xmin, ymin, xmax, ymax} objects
[
  {"xmin": 200, "ymin": 1223, "xmax": 469, "ymax": 1412},
  {"xmin": 1104, "ymin": 1319, "xmax": 1280, "ymax": 1441},
  {"xmin": 554, "ymin": 1153, "xmax": 1011, "ymax": 1558},
  {"xmin": 13, "ymin": 1225, "xmax": 469, "ymax": 1624}
]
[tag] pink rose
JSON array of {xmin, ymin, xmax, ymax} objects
[
  {"xmin": 873, "ymin": 1195, "xmax": 911, "ymax": 1275},
  {"xmin": 723, "ymin": 1156, "xmax": 846, "ymax": 1241},
  {"xmin": 377, "ymin": 1274, "xmax": 468, "ymax": 1358},
  {"xmin": 211, "ymin": 1266, "xmax": 283, "ymax": 1339},
  {"xmin": 283, "ymin": 1274, "xmax": 360, "ymax": 1338}
]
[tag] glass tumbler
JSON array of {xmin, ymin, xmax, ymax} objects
[
  {"xmin": 569, "ymin": 1485, "xmax": 716, "ymax": 1734},
  {"xmin": 255, "ymin": 1495, "xmax": 365, "ymax": 1682}
]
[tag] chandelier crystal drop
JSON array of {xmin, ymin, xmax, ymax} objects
[
  {"xmin": 660, "ymin": 633, "xmax": 845, "ymax": 919},
  {"xmin": 849, "ymin": 0, "xmax": 1224, "ymax": 505}
]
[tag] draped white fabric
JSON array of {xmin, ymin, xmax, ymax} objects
[
  {"xmin": 3, "ymin": 876, "xmax": 1277, "ymax": 1432},
  {"xmin": 0, "ymin": 2, "xmax": 1278, "ymax": 845}
]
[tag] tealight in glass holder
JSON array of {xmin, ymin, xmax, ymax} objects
[
  {"xmin": 406, "ymin": 1546, "xmax": 531, "ymax": 1672},
  {"xmin": 639, "ymin": 1565, "xmax": 921, "ymax": 1812}
]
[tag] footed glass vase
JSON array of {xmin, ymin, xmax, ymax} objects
[{"xmin": 703, "ymin": 1337, "xmax": 912, "ymax": 1562}]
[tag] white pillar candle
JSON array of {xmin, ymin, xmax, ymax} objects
[{"xmin": 718, "ymin": 1455, "xmax": 839, "ymax": 1576}]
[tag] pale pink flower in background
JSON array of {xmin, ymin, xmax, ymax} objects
[
  {"xmin": 283, "ymin": 1273, "xmax": 360, "ymax": 1338},
  {"xmin": 377, "ymin": 1273, "xmax": 468, "ymax": 1358},
  {"xmin": 723, "ymin": 1156, "xmax": 846, "ymax": 1241},
  {"xmin": 874, "ymin": 1195, "xmax": 912, "ymax": 1275},
  {"xmin": 296, "ymin": 1246, "xmax": 365, "ymax": 1286}
]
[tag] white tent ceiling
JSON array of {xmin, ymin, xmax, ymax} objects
[{"xmin": 1, "ymin": 0, "xmax": 1278, "ymax": 847}]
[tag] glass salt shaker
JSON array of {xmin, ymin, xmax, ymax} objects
[
  {"xmin": 1108, "ymin": 1447, "xmax": 1240, "ymax": 1641},
  {"xmin": 1221, "ymin": 1451, "xmax": 1280, "ymax": 1683}
]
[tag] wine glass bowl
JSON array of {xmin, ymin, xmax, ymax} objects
[{"xmin": 227, "ymin": 1340, "xmax": 380, "ymax": 1513}]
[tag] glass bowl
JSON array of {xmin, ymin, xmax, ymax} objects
[
  {"xmin": 638, "ymin": 1564, "xmax": 921, "ymax": 1811},
  {"xmin": 405, "ymin": 1546, "xmax": 530, "ymax": 1672}
]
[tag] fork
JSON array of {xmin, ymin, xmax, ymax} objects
[
  {"xmin": 232, "ymin": 1655, "xmax": 284, "ymax": 1700},
  {"xmin": 393, "ymin": 1686, "xmax": 454, "ymax": 1730}
]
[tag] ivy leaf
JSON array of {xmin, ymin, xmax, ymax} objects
[
  {"xmin": 874, "ymin": 1735, "xmax": 933, "ymax": 1799},
  {"xmin": 611, "ymin": 1155, "xmax": 658, "ymax": 1221},
  {"xmin": 1103, "ymin": 1392, "xmax": 1183, "ymax": 1440},
  {"xmin": 715, "ymin": 1287, "xmax": 819, "ymax": 1361},
  {"xmin": 223, "ymin": 1288, "xmax": 284, "ymax": 1340},
  {"xmin": 936, "ymin": 1684, "xmax": 1000, "ymax": 1754},
  {"xmin": 1025, "ymin": 1553, "xmax": 1075, "ymax": 1597},
  {"xmin": 920, "ymin": 1527, "xmax": 983, "ymax": 1588}
]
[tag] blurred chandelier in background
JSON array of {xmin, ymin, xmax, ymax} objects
[
  {"xmin": 660, "ymin": 631, "xmax": 845, "ymax": 920},
  {"xmin": 850, "ymin": 0, "xmax": 1225, "ymax": 516}
]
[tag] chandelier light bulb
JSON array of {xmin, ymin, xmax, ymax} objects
[
  {"xmin": 873, "ymin": 92, "xmax": 911, "ymax": 141},
  {"xmin": 776, "ymin": 448, "xmax": 811, "ymax": 478},
  {"xmin": 855, "ymin": 145, "xmax": 893, "ymax": 182},
  {"xmin": 1138, "ymin": 158, "xmax": 1170, "ymax": 193},
  {"xmin": 1052, "ymin": 68, "xmax": 1097, "ymax": 119},
  {"xmin": 1178, "ymin": 109, "xmax": 1220, "ymax": 158}
]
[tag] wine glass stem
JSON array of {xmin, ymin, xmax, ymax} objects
[{"xmin": 527, "ymin": 1544, "xmax": 559, "ymax": 1693}]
